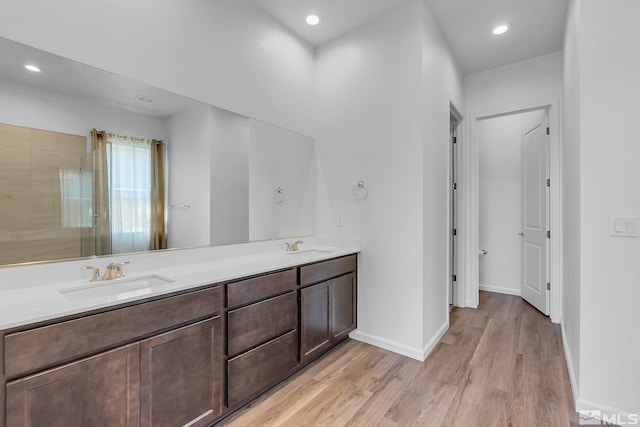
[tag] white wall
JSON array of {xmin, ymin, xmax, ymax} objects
[
  {"xmin": 248, "ymin": 120, "xmax": 314, "ymax": 241},
  {"xmin": 420, "ymin": 4, "xmax": 465, "ymax": 350},
  {"xmin": 561, "ymin": 0, "xmax": 582, "ymax": 399},
  {"xmin": 210, "ymin": 107, "xmax": 250, "ymax": 246},
  {"xmin": 572, "ymin": 0, "xmax": 640, "ymax": 417},
  {"xmin": 167, "ymin": 103, "xmax": 212, "ymax": 249},
  {"xmin": 465, "ymin": 52, "xmax": 563, "ymax": 117},
  {"xmin": 0, "ymin": 78, "xmax": 167, "ymax": 145},
  {"xmin": 316, "ymin": 0, "xmax": 464, "ymax": 359},
  {"xmin": 0, "ymin": 0, "xmax": 315, "ymax": 137},
  {"xmin": 477, "ymin": 111, "xmax": 544, "ymax": 295},
  {"xmin": 463, "ymin": 52, "xmax": 563, "ymax": 309}
]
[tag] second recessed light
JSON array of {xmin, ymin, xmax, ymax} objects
[
  {"xmin": 24, "ymin": 64, "xmax": 41, "ymax": 73},
  {"xmin": 305, "ymin": 13, "xmax": 321, "ymax": 26},
  {"xmin": 492, "ymin": 24, "xmax": 509, "ymax": 35}
]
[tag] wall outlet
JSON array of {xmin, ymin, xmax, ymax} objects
[
  {"xmin": 336, "ymin": 214, "xmax": 344, "ymax": 227},
  {"xmin": 291, "ymin": 213, "xmax": 298, "ymax": 225}
]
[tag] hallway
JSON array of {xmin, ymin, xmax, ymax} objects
[{"xmin": 219, "ymin": 291, "xmax": 578, "ymax": 426}]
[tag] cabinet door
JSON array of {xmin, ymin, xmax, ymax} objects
[
  {"xmin": 6, "ymin": 342, "xmax": 140, "ymax": 427},
  {"xmin": 140, "ymin": 318, "xmax": 222, "ymax": 427},
  {"xmin": 331, "ymin": 273, "xmax": 357, "ymax": 340},
  {"xmin": 300, "ymin": 281, "xmax": 332, "ymax": 363}
]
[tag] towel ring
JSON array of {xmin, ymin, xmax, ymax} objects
[{"xmin": 352, "ymin": 180, "xmax": 368, "ymax": 200}]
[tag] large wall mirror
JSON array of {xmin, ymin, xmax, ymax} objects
[{"xmin": 0, "ymin": 37, "xmax": 314, "ymax": 267}]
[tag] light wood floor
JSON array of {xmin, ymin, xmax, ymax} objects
[{"xmin": 218, "ymin": 291, "xmax": 579, "ymax": 426}]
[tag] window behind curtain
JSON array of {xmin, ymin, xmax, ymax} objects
[{"xmin": 106, "ymin": 135, "xmax": 153, "ymax": 254}]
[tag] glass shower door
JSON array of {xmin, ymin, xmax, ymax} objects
[{"xmin": 80, "ymin": 152, "xmax": 96, "ymax": 257}]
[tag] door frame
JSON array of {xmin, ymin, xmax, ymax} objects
[
  {"xmin": 449, "ymin": 103, "xmax": 464, "ymax": 307},
  {"xmin": 459, "ymin": 101, "xmax": 562, "ymax": 323}
]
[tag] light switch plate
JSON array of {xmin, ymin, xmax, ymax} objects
[{"xmin": 610, "ymin": 216, "xmax": 640, "ymax": 237}]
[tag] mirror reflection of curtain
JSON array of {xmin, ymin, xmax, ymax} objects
[
  {"xmin": 90, "ymin": 130, "xmax": 166, "ymax": 256},
  {"xmin": 149, "ymin": 139, "xmax": 166, "ymax": 250}
]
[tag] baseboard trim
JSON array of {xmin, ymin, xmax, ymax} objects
[
  {"xmin": 349, "ymin": 320, "xmax": 450, "ymax": 363},
  {"xmin": 349, "ymin": 330, "xmax": 425, "ymax": 362},
  {"xmin": 479, "ymin": 284, "xmax": 521, "ymax": 296},
  {"xmin": 560, "ymin": 322, "xmax": 579, "ymax": 408},
  {"xmin": 421, "ymin": 320, "xmax": 449, "ymax": 360}
]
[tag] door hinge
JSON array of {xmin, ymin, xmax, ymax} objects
[
  {"xmin": 452, "ymin": 274, "xmax": 457, "ymax": 282},
  {"xmin": 546, "ymin": 127, "xmax": 550, "ymax": 135},
  {"xmin": 453, "ymin": 182, "xmax": 457, "ymax": 190},
  {"xmin": 547, "ymin": 230, "xmax": 551, "ymax": 239},
  {"xmin": 546, "ymin": 178, "xmax": 550, "ymax": 187},
  {"xmin": 453, "ymin": 136, "xmax": 457, "ymax": 144},
  {"xmin": 547, "ymin": 282, "xmax": 551, "ymax": 291},
  {"xmin": 452, "ymin": 229, "xmax": 457, "ymax": 236}
]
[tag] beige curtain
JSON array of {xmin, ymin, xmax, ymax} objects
[
  {"xmin": 150, "ymin": 139, "xmax": 166, "ymax": 250},
  {"xmin": 91, "ymin": 129, "xmax": 112, "ymax": 256}
]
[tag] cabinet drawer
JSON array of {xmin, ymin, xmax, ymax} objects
[
  {"xmin": 228, "ymin": 292, "xmax": 296, "ymax": 357},
  {"xmin": 300, "ymin": 254, "xmax": 357, "ymax": 287},
  {"xmin": 227, "ymin": 330, "xmax": 298, "ymax": 407},
  {"xmin": 5, "ymin": 286, "xmax": 221, "ymax": 378},
  {"xmin": 227, "ymin": 269, "xmax": 296, "ymax": 309}
]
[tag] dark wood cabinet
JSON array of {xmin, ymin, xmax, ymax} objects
[
  {"xmin": 4, "ymin": 286, "xmax": 220, "ymax": 378},
  {"xmin": 227, "ymin": 330, "xmax": 298, "ymax": 407},
  {"xmin": 228, "ymin": 291, "xmax": 297, "ymax": 357},
  {"xmin": 1, "ymin": 254, "xmax": 357, "ymax": 427},
  {"xmin": 140, "ymin": 318, "xmax": 222, "ymax": 427},
  {"xmin": 331, "ymin": 273, "xmax": 356, "ymax": 340},
  {"xmin": 3, "ymin": 286, "xmax": 222, "ymax": 427},
  {"xmin": 6, "ymin": 342, "xmax": 140, "ymax": 427},
  {"xmin": 225, "ymin": 271, "xmax": 300, "ymax": 409},
  {"xmin": 300, "ymin": 256, "xmax": 357, "ymax": 365},
  {"xmin": 300, "ymin": 281, "xmax": 332, "ymax": 363}
]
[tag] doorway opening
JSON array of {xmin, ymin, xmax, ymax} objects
[{"xmin": 476, "ymin": 108, "xmax": 551, "ymax": 315}]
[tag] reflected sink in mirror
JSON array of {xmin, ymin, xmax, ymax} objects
[
  {"xmin": 59, "ymin": 274, "xmax": 175, "ymax": 302},
  {"xmin": 285, "ymin": 249, "xmax": 333, "ymax": 256}
]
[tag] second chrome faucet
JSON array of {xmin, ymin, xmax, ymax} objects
[
  {"xmin": 284, "ymin": 240, "xmax": 303, "ymax": 252},
  {"xmin": 82, "ymin": 261, "xmax": 130, "ymax": 282}
]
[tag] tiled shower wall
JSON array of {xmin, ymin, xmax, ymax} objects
[{"xmin": 0, "ymin": 123, "xmax": 86, "ymax": 265}]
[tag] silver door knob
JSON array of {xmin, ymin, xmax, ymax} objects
[{"xmin": 518, "ymin": 232, "xmax": 525, "ymax": 237}]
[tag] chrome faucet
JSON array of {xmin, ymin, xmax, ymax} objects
[
  {"xmin": 81, "ymin": 265, "xmax": 100, "ymax": 282},
  {"xmin": 285, "ymin": 240, "xmax": 304, "ymax": 252},
  {"xmin": 81, "ymin": 261, "xmax": 130, "ymax": 281}
]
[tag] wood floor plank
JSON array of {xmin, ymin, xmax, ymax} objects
[
  {"xmin": 346, "ymin": 355, "xmax": 422, "ymax": 426},
  {"xmin": 214, "ymin": 292, "xmax": 578, "ymax": 427}
]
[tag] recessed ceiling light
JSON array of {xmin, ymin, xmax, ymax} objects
[
  {"xmin": 492, "ymin": 24, "xmax": 509, "ymax": 35},
  {"xmin": 305, "ymin": 13, "xmax": 321, "ymax": 26},
  {"xmin": 134, "ymin": 95, "xmax": 155, "ymax": 104},
  {"xmin": 24, "ymin": 64, "xmax": 41, "ymax": 73}
]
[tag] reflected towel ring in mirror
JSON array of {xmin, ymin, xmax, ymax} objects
[
  {"xmin": 274, "ymin": 186, "xmax": 285, "ymax": 203},
  {"xmin": 352, "ymin": 180, "xmax": 368, "ymax": 200}
]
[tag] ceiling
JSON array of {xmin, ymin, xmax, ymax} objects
[
  {"xmin": 251, "ymin": 0, "xmax": 415, "ymax": 47},
  {"xmin": 0, "ymin": 38, "xmax": 200, "ymax": 118},
  {"xmin": 252, "ymin": 0, "xmax": 568, "ymax": 74}
]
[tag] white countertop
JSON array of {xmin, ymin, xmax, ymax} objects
[{"xmin": 0, "ymin": 245, "xmax": 359, "ymax": 331}]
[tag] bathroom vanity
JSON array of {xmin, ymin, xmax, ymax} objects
[{"xmin": 0, "ymin": 251, "xmax": 357, "ymax": 427}]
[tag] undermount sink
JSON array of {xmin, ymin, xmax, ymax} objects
[
  {"xmin": 285, "ymin": 249, "xmax": 333, "ymax": 255},
  {"xmin": 59, "ymin": 274, "xmax": 175, "ymax": 302}
]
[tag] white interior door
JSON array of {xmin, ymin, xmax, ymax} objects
[{"xmin": 520, "ymin": 114, "xmax": 549, "ymax": 315}]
